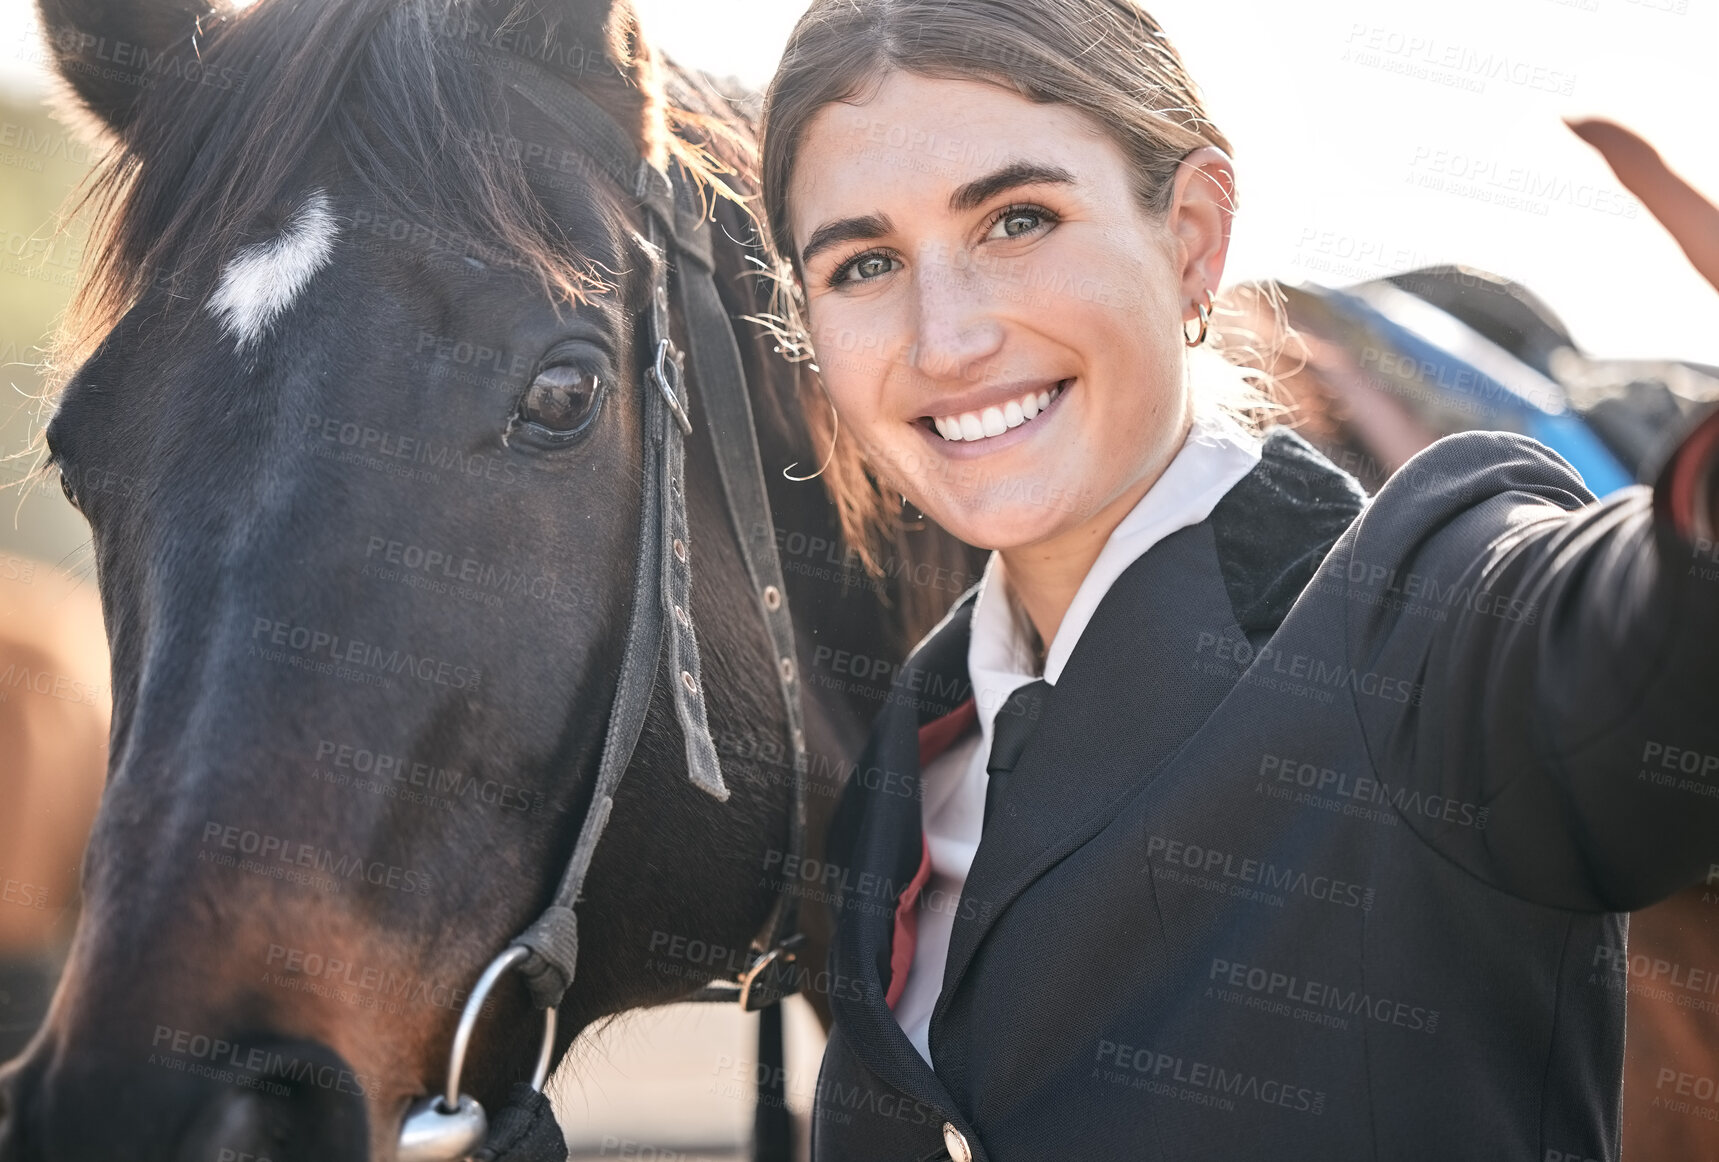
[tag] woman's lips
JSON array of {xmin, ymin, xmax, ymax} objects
[
  {"xmin": 916, "ymin": 378, "xmax": 1071, "ymax": 456},
  {"xmin": 931, "ymin": 381, "xmax": 1063, "ymax": 442}
]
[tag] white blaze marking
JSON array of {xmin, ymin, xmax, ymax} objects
[{"xmin": 208, "ymin": 189, "xmax": 338, "ymax": 351}]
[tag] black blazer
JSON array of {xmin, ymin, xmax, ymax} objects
[{"xmin": 810, "ymin": 422, "xmax": 1719, "ymax": 1162}]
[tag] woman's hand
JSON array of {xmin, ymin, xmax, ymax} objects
[
  {"xmin": 1564, "ymin": 116, "xmax": 1719, "ymax": 296},
  {"xmin": 1565, "ymin": 116, "xmax": 1719, "ymax": 539}
]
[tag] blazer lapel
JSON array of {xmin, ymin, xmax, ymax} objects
[
  {"xmin": 930, "ymin": 519, "xmax": 1249, "ymax": 1049},
  {"xmin": 827, "ymin": 590, "xmax": 977, "ymax": 1110}
]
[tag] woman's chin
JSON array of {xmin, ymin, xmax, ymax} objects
[{"xmin": 928, "ymin": 494, "xmax": 1080, "ymax": 554}]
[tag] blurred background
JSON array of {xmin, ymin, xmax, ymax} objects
[{"xmin": 1, "ymin": 0, "xmax": 1716, "ymax": 1158}]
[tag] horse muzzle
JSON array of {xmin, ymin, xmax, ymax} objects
[{"xmin": 0, "ymin": 1034, "xmax": 369, "ymax": 1162}]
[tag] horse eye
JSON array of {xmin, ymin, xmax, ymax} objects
[
  {"xmin": 519, "ymin": 364, "xmax": 602, "ymax": 436},
  {"xmin": 57, "ymin": 468, "xmax": 79, "ymax": 512}
]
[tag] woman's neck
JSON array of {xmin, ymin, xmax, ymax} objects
[{"xmin": 998, "ymin": 408, "xmax": 1195, "ymax": 661}]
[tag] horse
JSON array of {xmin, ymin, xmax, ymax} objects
[{"xmin": 0, "ymin": 0, "xmax": 980, "ymax": 1156}]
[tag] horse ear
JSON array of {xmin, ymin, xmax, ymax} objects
[
  {"xmin": 528, "ymin": 0, "xmax": 657, "ymax": 91},
  {"xmin": 35, "ymin": 0, "xmax": 229, "ymax": 142},
  {"xmin": 526, "ymin": 0, "xmax": 668, "ymax": 167}
]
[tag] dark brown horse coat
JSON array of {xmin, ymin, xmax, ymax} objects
[{"xmin": 811, "ymin": 418, "xmax": 1719, "ymax": 1161}]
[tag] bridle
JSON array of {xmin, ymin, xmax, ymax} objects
[{"xmin": 397, "ymin": 49, "xmax": 811, "ymax": 1162}]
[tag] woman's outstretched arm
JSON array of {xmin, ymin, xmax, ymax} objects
[
  {"xmin": 1327, "ymin": 117, "xmax": 1719, "ymax": 912},
  {"xmin": 1336, "ymin": 414, "xmax": 1717, "ymax": 912}
]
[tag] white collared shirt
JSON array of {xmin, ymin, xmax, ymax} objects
[{"xmin": 892, "ymin": 407, "xmax": 1264, "ymax": 1066}]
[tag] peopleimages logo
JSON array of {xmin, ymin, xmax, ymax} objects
[
  {"xmin": 249, "ymin": 616, "xmax": 483, "ymax": 691},
  {"xmin": 1195, "ymin": 633, "xmax": 1423, "ymax": 706},
  {"xmin": 150, "ymin": 1025, "xmax": 369, "ymax": 1097},
  {"xmin": 263, "ymin": 944, "xmax": 485, "ymax": 1015},
  {"xmin": 1208, "ymin": 958, "xmax": 1439, "ymax": 1034},
  {"xmin": 1144, "ymin": 834, "xmax": 1376, "ymax": 911},
  {"xmin": 0, "ymin": 661, "xmax": 105, "ymax": 707},
  {"xmin": 1317, "ymin": 556, "xmax": 1539, "ymax": 625},
  {"xmin": 1590, "ymin": 943, "xmax": 1719, "ymax": 1015},
  {"xmin": 1093, "ymin": 1039, "xmax": 1326, "ymax": 1115},
  {"xmin": 313, "ymin": 739, "xmax": 545, "ymax": 814},
  {"xmin": 1653, "ymin": 1067, "xmax": 1719, "ymax": 1118},
  {"xmin": 1259, "ymin": 754, "xmax": 1490, "ymax": 830},
  {"xmin": 199, "ymin": 821, "xmax": 435, "ymax": 896},
  {"xmin": 1636, "ymin": 740, "xmax": 1719, "ymax": 803}
]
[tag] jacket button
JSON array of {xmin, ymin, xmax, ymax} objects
[{"xmin": 942, "ymin": 1121, "xmax": 973, "ymax": 1162}]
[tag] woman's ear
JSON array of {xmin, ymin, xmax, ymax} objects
[{"xmin": 1166, "ymin": 145, "xmax": 1238, "ymax": 307}]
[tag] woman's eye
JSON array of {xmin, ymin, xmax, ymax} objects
[
  {"xmin": 987, "ymin": 207, "xmax": 1052, "ymax": 240},
  {"xmin": 518, "ymin": 364, "xmax": 603, "ymax": 436},
  {"xmin": 835, "ymin": 252, "xmax": 899, "ymax": 284}
]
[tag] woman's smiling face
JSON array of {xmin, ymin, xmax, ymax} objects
[{"xmin": 788, "ymin": 71, "xmax": 1234, "ymax": 552}]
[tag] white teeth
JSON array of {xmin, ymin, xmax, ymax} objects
[{"xmin": 931, "ymin": 383, "xmax": 1064, "ymax": 443}]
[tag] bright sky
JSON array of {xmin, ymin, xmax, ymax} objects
[{"xmin": 2, "ymin": 0, "xmax": 1715, "ymax": 366}]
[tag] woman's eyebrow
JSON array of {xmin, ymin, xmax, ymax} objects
[
  {"xmin": 947, "ymin": 161, "xmax": 1078, "ymax": 213},
  {"xmin": 801, "ymin": 213, "xmax": 894, "ymax": 268}
]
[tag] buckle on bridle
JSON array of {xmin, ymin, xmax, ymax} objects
[
  {"xmin": 736, "ymin": 933, "xmax": 807, "ymax": 1012},
  {"xmin": 650, "ymin": 336, "xmax": 693, "ymax": 436}
]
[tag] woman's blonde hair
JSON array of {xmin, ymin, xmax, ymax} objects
[{"xmin": 756, "ymin": 0, "xmax": 1288, "ymax": 572}]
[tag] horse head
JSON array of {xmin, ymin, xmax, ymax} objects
[{"xmin": 0, "ymin": 0, "xmax": 980, "ymax": 1156}]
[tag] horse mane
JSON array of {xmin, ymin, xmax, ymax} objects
[{"xmin": 49, "ymin": 0, "xmax": 758, "ymax": 382}]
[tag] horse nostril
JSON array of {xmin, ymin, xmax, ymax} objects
[
  {"xmin": 172, "ymin": 1038, "xmax": 369, "ymax": 1162},
  {"xmin": 178, "ymin": 1087, "xmax": 290, "ymax": 1162}
]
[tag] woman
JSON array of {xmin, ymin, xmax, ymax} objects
[{"xmin": 755, "ymin": 1, "xmax": 1719, "ymax": 1159}]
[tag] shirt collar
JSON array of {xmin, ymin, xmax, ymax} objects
[{"xmin": 964, "ymin": 409, "xmax": 1264, "ymax": 753}]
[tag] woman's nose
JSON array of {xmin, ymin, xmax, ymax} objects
[{"xmin": 908, "ymin": 252, "xmax": 1004, "ymax": 381}]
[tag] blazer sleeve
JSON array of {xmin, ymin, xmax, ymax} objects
[{"xmin": 1334, "ymin": 407, "xmax": 1719, "ymax": 913}]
